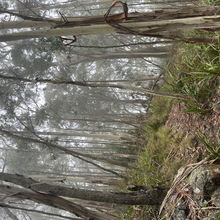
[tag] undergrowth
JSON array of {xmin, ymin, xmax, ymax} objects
[
  {"xmin": 120, "ymin": 29, "xmax": 220, "ymax": 219},
  {"xmin": 119, "ymin": 96, "xmax": 197, "ymax": 219},
  {"xmin": 162, "ymin": 30, "xmax": 220, "ymax": 114}
]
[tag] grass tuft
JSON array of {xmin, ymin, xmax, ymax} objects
[
  {"xmin": 196, "ymin": 130, "xmax": 220, "ymax": 158},
  {"xmin": 162, "ymin": 33, "xmax": 220, "ymax": 114}
]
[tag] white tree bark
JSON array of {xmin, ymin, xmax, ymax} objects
[
  {"xmin": 9, "ymin": 130, "xmax": 133, "ymax": 140},
  {"xmin": 1, "ymin": 15, "xmax": 220, "ymax": 42}
]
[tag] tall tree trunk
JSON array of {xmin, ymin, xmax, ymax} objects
[
  {"xmin": 0, "ymin": 173, "xmax": 169, "ymax": 205},
  {"xmin": 17, "ymin": 0, "xmax": 136, "ymax": 13},
  {"xmin": 62, "ymin": 50, "xmax": 168, "ymax": 66},
  {"xmin": 0, "ymin": 129, "xmax": 147, "ymax": 177},
  {"xmin": 0, "ymin": 203, "xmax": 81, "ymax": 220},
  {"xmin": 9, "ymin": 130, "xmax": 134, "ymax": 141},
  {"xmin": 2, "ymin": 6, "xmax": 218, "ymax": 29},
  {"xmin": 1, "ymin": 15, "xmax": 220, "ymax": 42},
  {"xmin": 1, "ymin": 6, "xmax": 219, "ymax": 44},
  {"xmin": 28, "ymin": 175, "xmax": 121, "ymax": 186},
  {"xmin": 0, "ymin": 73, "xmax": 193, "ymax": 100},
  {"xmin": 3, "ymin": 208, "xmax": 19, "ymax": 220},
  {"xmin": 0, "ymin": 183, "xmax": 120, "ymax": 220},
  {"xmin": 77, "ymin": 77, "xmax": 165, "ymax": 83}
]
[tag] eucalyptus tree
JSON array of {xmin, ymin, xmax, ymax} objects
[
  {"xmin": 0, "ymin": 5, "xmax": 219, "ymax": 43},
  {"xmin": 0, "ymin": 1, "xmax": 213, "ymax": 219},
  {"xmin": 0, "ymin": 172, "xmax": 169, "ymax": 220}
]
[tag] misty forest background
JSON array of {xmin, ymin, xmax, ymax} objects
[{"xmin": 0, "ymin": 0, "xmax": 207, "ymax": 219}]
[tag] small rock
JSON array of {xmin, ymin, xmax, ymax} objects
[{"xmin": 213, "ymin": 101, "xmax": 220, "ymax": 113}]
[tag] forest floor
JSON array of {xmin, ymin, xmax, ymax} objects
[
  {"xmin": 165, "ymin": 81, "xmax": 220, "ymax": 159},
  {"xmin": 122, "ymin": 31, "xmax": 220, "ymax": 218}
]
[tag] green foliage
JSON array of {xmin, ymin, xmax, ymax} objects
[
  {"xmin": 109, "ymin": 143, "xmax": 138, "ymax": 155},
  {"xmin": 10, "ymin": 39, "xmax": 55, "ymax": 76},
  {"xmin": 117, "ymin": 96, "xmax": 174, "ymax": 219},
  {"xmin": 144, "ymin": 96, "xmax": 172, "ymax": 135},
  {"xmin": 39, "ymin": 37, "xmax": 66, "ymax": 52},
  {"xmin": 39, "ymin": 137, "xmax": 60, "ymax": 161},
  {"xmin": 122, "ymin": 204, "xmax": 157, "ymax": 220},
  {"xmin": 217, "ymin": 211, "xmax": 220, "ymax": 220},
  {"xmin": 162, "ymin": 33, "xmax": 220, "ymax": 114},
  {"xmin": 122, "ymin": 29, "xmax": 220, "ymax": 220},
  {"xmin": 196, "ymin": 130, "xmax": 220, "ymax": 158},
  {"xmin": 34, "ymin": 108, "xmax": 47, "ymax": 126},
  {"xmin": 39, "ymin": 37, "xmax": 70, "ymax": 61},
  {"xmin": 136, "ymin": 126, "xmax": 195, "ymax": 185},
  {"xmin": 201, "ymin": 0, "xmax": 220, "ymax": 5},
  {"xmin": 122, "ymin": 124, "xmax": 196, "ymax": 219},
  {"xmin": 11, "ymin": 44, "xmax": 29, "ymax": 67}
]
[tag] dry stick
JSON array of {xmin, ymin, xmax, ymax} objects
[
  {"xmin": 196, "ymin": 207, "xmax": 220, "ymax": 210},
  {"xmin": 159, "ymin": 157, "xmax": 209, "ymax": 215}
]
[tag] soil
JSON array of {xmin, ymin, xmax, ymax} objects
[{"xmin": 165, "ymin": 88, "xmax": 220, "ymax": 160}]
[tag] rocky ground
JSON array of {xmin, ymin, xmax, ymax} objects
[{"xmin": 164, "ymin": 88, "xmax": 220, "ymax": 219}]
